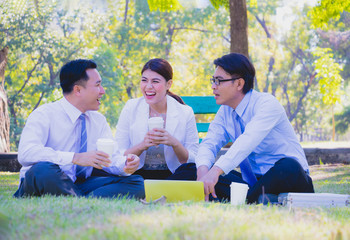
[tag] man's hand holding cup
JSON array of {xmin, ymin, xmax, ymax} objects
[
  {"xmin": 96, "ymin": 138, "xmax": 115, "ymax": 159},
  {"xmin": 123, "ymin": 154, "xmax": 140, "ymax": 174}
]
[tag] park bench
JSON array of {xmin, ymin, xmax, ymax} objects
[
  {"xmin": 182, "ymin": 96, "xmax": 230, "ymax": 158},
  {"xmin": 181, "ymin": 96, "xmax": 220, "ymax": 142}
]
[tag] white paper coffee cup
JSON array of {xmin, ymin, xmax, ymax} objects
[
  {"xmin": 230, "ymin": 182, "xmax": 249, "ymax": 205},
  {"xmin": 148, "ymin": 117, "xmax": 164, "ymax": 130},
  {"xmin": 96, "ymin": 138, "xmax": 115, "ymax": 158}
]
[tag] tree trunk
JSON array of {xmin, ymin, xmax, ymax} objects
[
  {"xmin": 332, "ymin": 105, "xmax": 335, "ymax": 141},
  {"xmin": 0, "ymin": 46, "xmax": 10, "ymax": 153},
  {"xmin": 229, "ymin": 0, "xmax": 249, "ymax": 56},
  {"xmin": 255, "ymin": 15, "xmax": 275, "ymax": 94},
  {"xmin": 124, "ymin": 0, "xmax": 129, "ymax": 23}
]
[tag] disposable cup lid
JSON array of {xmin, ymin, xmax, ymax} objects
[
  {"xmin": 148, "ymin": 117, "xmax": 164, "ymax": 123},
  {"xmin": 230, "ymin": 182, "xmax": 249, "ymax": 188},
  {"xmin": 97, "ymin": 138, "xmax": 114, "ymax": 143}
]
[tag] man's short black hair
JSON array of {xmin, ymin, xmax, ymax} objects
[
  {"xmin": 213, "ymin": 53, "xmax": 255, "ymax": 94},
  {"xmin": 59, "ymin": 59, "xmax": 97, "ymax": 94}
]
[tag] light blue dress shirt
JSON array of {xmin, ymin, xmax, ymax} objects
[{"xmin": 195, "ymin": 89, "xmax": 309, "ymax": 176}]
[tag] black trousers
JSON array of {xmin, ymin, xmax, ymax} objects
[
  {"xmin": 134, "ymin": 163, "xmax": 197, "ymax": 180},
  {"xmin": 214, "ymin": 158, "xmax": 314, "ymax": 203},
  {"xmin": 13, "ymin": 162, "xmax": 145, "ymax": 199}
]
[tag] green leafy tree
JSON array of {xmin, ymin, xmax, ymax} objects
[
  {"xmin": 247, "ymin": 0, "xmax": 279, "ymax": 93},
  {"xmin": 313, "ymin": 47, "xmax": 344, "ymax": 140},
  {"xmin": 147, "ymin": 0, "xmax": 181, "ymax": 11},
  {"xmin": 148, "ymin": 0, "xmax": 257, "ymax": 56},
  {"xmin": 334, "ymin": 106, "xmax": 350, "ymax": 134},
  {"xmin": 309, "ymin": 0, "xmax": 350, "ymax": 29},
  {"xmin": 209, "ymin": 0, "xmax": 250, "ymax": 56},
  {"xmin": 0, "ymin": 0, "xmax": 105, "ymax": 149},
  {"xmin": 95, "ymin": 0, "xmax": 230, "ymax": 127},
  {"xmin": 308, "ymin": 1, "xmax": 350, "ymax": 139}
]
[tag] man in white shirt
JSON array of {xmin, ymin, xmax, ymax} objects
[
  {"xmin": 14, "ymin": 59, "xmax": 144, "ymax": 199},
  {"xmin": 196, "ymin": 53, "xmax": 314, "ymax": 203}
]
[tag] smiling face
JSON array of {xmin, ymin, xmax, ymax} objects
[
  {"xmin": 212, "ymin": 66, "xmax": 245, "ymax": 109},
  {"xmin": 75, "ymin": 68, "xmax": 105, "ymax": 113},
  {"xmin": 140, "ymin": 69, "xmax": 172, "ymax": 109}
]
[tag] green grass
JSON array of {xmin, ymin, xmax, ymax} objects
[
  {"xmin": 0, "ymin": 164, "xmax": 349, "ymax": 240},
  {"xmin": 311, "ymin": 164, "xmax": 350, "ymax": 194}
]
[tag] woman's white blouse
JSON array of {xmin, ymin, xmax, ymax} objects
[{"xmin": 115, "ymin": 95, "xmax": 199, "ymax": 173}]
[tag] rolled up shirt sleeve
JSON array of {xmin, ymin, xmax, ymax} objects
[{"xmin": 103, "ymin": 154, "xmax": 130, "ymax": 176}]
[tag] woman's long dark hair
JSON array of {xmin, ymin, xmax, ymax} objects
[{"xmin": 141, "ymin": 58, "xmax": 185, "ymax": 105}]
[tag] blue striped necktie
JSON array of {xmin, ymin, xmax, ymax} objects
[
  {"xmin": 236, "ymin": 113, "xmax": 258, "ymax": 187},
  {"xmin": 76, "ymin": 114, "xmax": 88, "ymax": 178}
]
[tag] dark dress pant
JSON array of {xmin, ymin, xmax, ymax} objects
[
  {"xmin": 13, "ymin": 162, "xmax": 145, "ymax": 199},
  {"xmin": 133, "ymin": 163, "xmax": 197, "ymax": 180},
  {"xmin": 214, "ymin": 158, "xmax": 315, "ymax": 203}
]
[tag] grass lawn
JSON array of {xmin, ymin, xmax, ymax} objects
[{"xmin": 0, "ymin": 164, "xmax": 349, "ymax": 240}]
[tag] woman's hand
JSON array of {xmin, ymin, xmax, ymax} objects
[
  {"xmin": 123, "ymin": 132, "xmax": 157, "ymax": 157},
  {"xmin": 146, "ymin": 128, "xmax": 189, "ymax": 163},
  {"xmin": 148, "ymin": 128, "xmax": 179, "ymax": 147},
  {"xmin": 139, "ymin": 131, "xmax": 158, "ymax": 151}
]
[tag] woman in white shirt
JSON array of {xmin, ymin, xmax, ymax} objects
[{"xmin": 115, "ymin": 58, "xmax": 199, "ymax": 179}]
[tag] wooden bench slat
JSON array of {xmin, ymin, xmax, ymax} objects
[
  {"xmin": 182, "ymin": 96, "xmax": 220, "ymax": 142},
  {"xmin": 182, "ymin": 96, "xmax": 219, "ymax": 114},
  {"xmin": 197, "ymin": 123, "xmax": 210, "ymax": 133}
]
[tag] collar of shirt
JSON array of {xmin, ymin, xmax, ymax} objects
[
  {"xmin": 234, "ymin": 89, "xmax": 253, "ymax": 122},
  {"xmin": 59, "ymin": 97, "xmax": 84, "ymax": 124}
]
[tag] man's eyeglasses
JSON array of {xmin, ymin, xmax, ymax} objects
[{"xmin": 210, "ymin": 77, "xmax": 241, "ymax": 86}]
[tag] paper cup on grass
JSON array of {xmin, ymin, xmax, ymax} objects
[
  {"xmin": 96, "ymin": 138, "xmax": 115, "ymax": 158},
  {"xmin": 230, "ymin": 182, "xmax": 249, "ymax": 205},
  {"xmin": 148, "ymin": 117, "xmax": 164, "ymax": 130}
]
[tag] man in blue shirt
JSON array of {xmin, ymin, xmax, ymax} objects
[{"xmin": 195, "ymin": 53, "xmax": 314, "ymax": 203}]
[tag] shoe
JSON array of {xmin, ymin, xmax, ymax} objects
[{"xmin": 258, "ymin": 194, "xmax": 279, "ymax": 205}]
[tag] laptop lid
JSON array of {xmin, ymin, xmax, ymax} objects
[{"xmin": 144, "ymin": 180, "xmax": 205, "ymax": 203}]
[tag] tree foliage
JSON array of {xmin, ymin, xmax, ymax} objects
[
  {"xmin": 307, "ymin": 0, "xmax": 350, "ymax": 138},
  {"xmin": 1, "ymin": 0, "xmax": 350, "ymax": 150},
  {"xmin": 147, "ymin": 0, "xmax": 181, "ymax": 11},
  {"xmin": 309, "ymin": 0, "xmax": 350, "ymax": 29},
  {"xmin": 335, "ymin": 106, "xmax": 350, "ymax": 134},
  {"xmin": 0, "ymin": 0, "xmax": 106, "ymax": 148},
  {"xmin": 313, "ymin": 47, "xmax": 344, "ymax": 140},
  {"xmin": 313, "ymin": 47, "xmax": 343, "ymax": 106}
]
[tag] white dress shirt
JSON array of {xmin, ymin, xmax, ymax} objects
[
  {"xmin": 18, "ymin": 97, "xmax": 127, "ymax": 182},
  {"xmin": 115, "ymin": 95, "xmax": 199, "ymax": 173},
  {"xmin": 195, "ymin": 90, "xmax": 309, "ymax": 175}
]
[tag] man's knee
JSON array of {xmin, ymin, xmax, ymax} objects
[
  {"xmin": 97, "ymin": 175, "xmax": 145, "ymax": 199},
  {"xmin": 275, "ymin": 158, "xmax": 304, "ymax": 176},
  {"xmin": 25, "ymin": 162, "xmax": 61, "ymax": 182},
  {"xmin": 126, "ymin": 175, "xmax": 145, "ymax": 199},
  {"xmin": 177, "ymin": 163, "xmax": 196, "ymax": 171},
  {"xmin": 169, "ymin": 163, "xmax": 197, "ymax": 180},
  {"xmin": 126, "ymin": 174, "xmax": 144, "ymax": 185}
]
